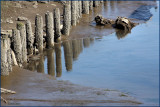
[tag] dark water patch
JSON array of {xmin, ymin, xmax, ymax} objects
[{"xmin": 129, "ymin": 5, "xmax": 155, "ymax": 21}]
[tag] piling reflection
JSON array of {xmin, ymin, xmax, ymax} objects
[
  {"xmin": 37, "ymin": 55, "xmax": 44, "ymax": 73},
  {"xmin": 63, "ymin": 40, "xmax": 73, "ymax": 71},
  {"xmin": 55, "ymin": 43, "xmax": 62, "ymax": 77},
  {"xmin": 47, "ymin": 49, "xmax": 55, "ymax": 76},
  {"xmin": 26, "ymin": 38, "xmax": 93, "ymax": 78},
  {"xmin": 72, "ymin": 39, "xmax": 79, "ymax": 61},
  {"xmin": 83, "ymin": 37, "xmax": 90, "ymax": 48},
  {"xmin": 27, "ymin": 60, "xmax": 37, "ymax": 72}
]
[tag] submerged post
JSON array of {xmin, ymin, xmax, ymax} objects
[
  {"xmin": 26, "ymin": 20, "xmax": 34, "ymax": 55},
  {"xmin": 82, "ymin": 1, "xmax": 89, "ymax": 14},
  {"xmin": 35, "ymin": 14, "xmax": 43, "ymax": 53},
  {"xmin": 17, "ymin": 22, "xmax": 27, "ymax": 63},
  {"xmin": 12, "ymin": 29, "xmax": 22, "ymax": 66},
  {"xmin": 71, "ymin": 1, "xmax": 77, "ymax": 26},
  {"xmin": 45, "ymin": 11, "xmax": 54, "ymax": 48},
  {"xmin": 1, "ymin": 35, "xmax": 9, "ymax": 75},
  {"xmin": 54, "ymin": 8, "xmax": 61, "ymax": 42},
  {"xmin": 63, "ymin": 2, "xmax": 71, "ymax": 36}
]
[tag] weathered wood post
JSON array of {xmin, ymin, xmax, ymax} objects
[
  {"xmin": 17, "ymin": 23, "xmax": 27, "ymax": 63},
  {"xmin": 79, "ymin": 1, "xmax": 82, "ymax": 18},
  {"xmin": 54, "ymin": 8, "xmax": 61, "ymax": 42},
  {"xmin": 71, "ymin": 1, "xmax": 77, "ymax": 26},
  {"xmin": 7, "ymin": 37, "xmax": 12, "ymax": 72},
  {"xmin": 35, "ymin": 14, "xmax": 43, "ymax": 53},
  {"xmin": 93, "ymin": 1, "xmax": 99, "ymax": 7},
  {"xmin": 1, "ymin": 35, "xmax": 9, "ymax": 75},
  {"xmin": 45, "ymin": 11, "xmax": 54, "ymax": 48},
  {"xmin": 89, "ymin": 0, "xmax": 93, "ymax": 10},
  {"xmin": 12, "ymin": 29, "xmax": 22, "ymax": 66},
  {"xmin": 47, "ymin": 49, "xmax": 55, "ymax": 76},
  {"xmin": 82, "ymin": 1, "xmax": 89, "ymax": 14},
  {"xmin": 55, "ymin": 43, "xmax": 62, "ymax": 77},
  {"xmin": 63, "ymin": 40, "xmax": 73, "ymax": 71},
  {"xmin": 26, "ymin": 20, "xmax": 34, "ymax": 55},
  {"xmin": 63, "ymin": 2, "xmax": 71, "ymax": 36},
  {"xmin": 76, "ymin": 1, "xmax": 80, "ymax": 23}
]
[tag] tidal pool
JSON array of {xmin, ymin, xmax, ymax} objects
[{"xmin": 27, "ymin": 1, "xmax": 159, "ymax": 106}]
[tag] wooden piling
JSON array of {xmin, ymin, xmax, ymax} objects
[
  {"xmin": 17, "ymin": 23, "xmax": 27, "ymax": 63},
  {"xmin": 26, "ymin": 20, "xmax": 34, "ymax": 55},
  {"xmin": 82, "ymin": 1, "xmax": 89, "ymax": 14},
  {"xmin": 1, "ymin": 35, "xmax": 9, "ymax": 75},
  {"xmin": 7, "ymin": 37, "xmax": 12, "ymax": 72},
  {"xmin": 45, "ymin": 11, "xmax": 54, "ymax": 48},
  {"xmin": 63, "ymin": 2, "xmax": 71, "ymax": 36},
  {"xmin": 35, "ymin": 14, "xmax": 43, "ymax": 53},
  {"xmin": 93, "ymin": 1, "xmax": 99, "ymax": 7},
  {"xmin": 12, "ymin": 29, "xmax": 23, "ymax": 66},
  {"xmin": 54, "ymin": 8, "xmax": 61, "ymax": 42},
  {"xmin": 71, "ymin": 1, "xmax": 77, "ymax": 26},
  {"xmin": 79, "ymin": 1, "xmax": 82, "ymax": 18},
  {"xmin": 89, "ymin": 0, "xmax": 93, "ymax": 10}
]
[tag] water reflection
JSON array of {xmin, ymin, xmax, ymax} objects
[
  {"xmin": 37, "ymin": 55, "xmax": 44, "ymax": 73},
  {"xmin": 47, "ymin": 49, "xmax": 55, "ymax": 76},
  {"xmin": 26, "ymin": 38, "xmax": 95, "ymax": 77},
  {"xmin": 55, "ymin": 43, "xmax": 62, "ymax": 77},
  {"xmin": 83, "ymin": 37, "xmax": 90, "ymax": 48},
  {"xmin": 63, "ymin": 40, "xmax": 73, "ymax": 71},
  {"xmin": 116, "ymin": 29, "xmax": 131, "ymax": 40}
]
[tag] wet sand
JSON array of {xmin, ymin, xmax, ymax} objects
[
  {"xmin": 1, "ymin": 1, "xmax": 158, "ymax": 106},
  {"xmin": 1, "ymin": 66, "xmax": 142, "ymax": 106}
]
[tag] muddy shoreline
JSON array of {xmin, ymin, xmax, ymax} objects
[
  {"xmin": 1, "ymin": 66, "xmax": 142, "ymax": 106},
  {"xmin": 1, "ymin": 1, "xmax": 158, "ymax": 106}
]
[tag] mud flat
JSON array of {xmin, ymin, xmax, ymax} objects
[{"xmin": 1, "ymin": 66, "xmax": 142, "ymax": 106}]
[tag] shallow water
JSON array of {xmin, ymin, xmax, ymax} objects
[{"xmin": 27, "ymin": 1, "xmax": 159, "ymax": 106}]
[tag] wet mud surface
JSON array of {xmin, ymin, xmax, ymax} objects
[{"xmin": 1, "ymin": 66, "xmax": 141, "ymax": 106}]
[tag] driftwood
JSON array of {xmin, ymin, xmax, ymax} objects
[
  {"xmin": 95, "ymin": 15, "xmax": 138, "ymax": 31},
  {"xmin": 1, "ymin": 88, "xmax": 16, "ymax": 103}
]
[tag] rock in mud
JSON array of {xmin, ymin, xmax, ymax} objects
[
  {"xmin": 95, "ymin": 15, "xmax": 138, "ymax": 31},
  {"xmin": 114, "ymin": 17, "xmax": 138, "ymax": 31},
  {"xmin": 95, "ymin": 15, "xmax": 114, "ymax": 25},
  {"xmin": 6, "ymin": 18, "xmax": 13, "ymax": 24}
]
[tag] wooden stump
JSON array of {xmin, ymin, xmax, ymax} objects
[
  {"xmin": 45, "ymin": 11, "xmax": 54, "ymax": 48},
  {"xmin": 26, "ymin": 20, "xmax": 34, "ymax": 55},
  {"xmin": 54, "ymin": 8, "xmax": 61, "ymax": 42},
  {"xmin": 35, "ymin": 14, "xmax": 43, "ymax": 53}
]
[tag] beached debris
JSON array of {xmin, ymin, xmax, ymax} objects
[
  {"xmin": 95, "ymin": 15, "xmax": 114, "ymax": 25},
  {"xmin": 94, "ymin": 15, "xmax": 138, "ymax": 31},
  {"xmin": 1, "ymin": 88, "xmax": 16, "ymax": 103},
  {"xmin": 114, "ymin": 17, "xmax": 138, "ymax": 31}
]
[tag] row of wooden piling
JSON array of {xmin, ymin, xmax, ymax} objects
[{"xmin": 1, "ymin": 1, "xmax": 104, "ymax": 76}]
